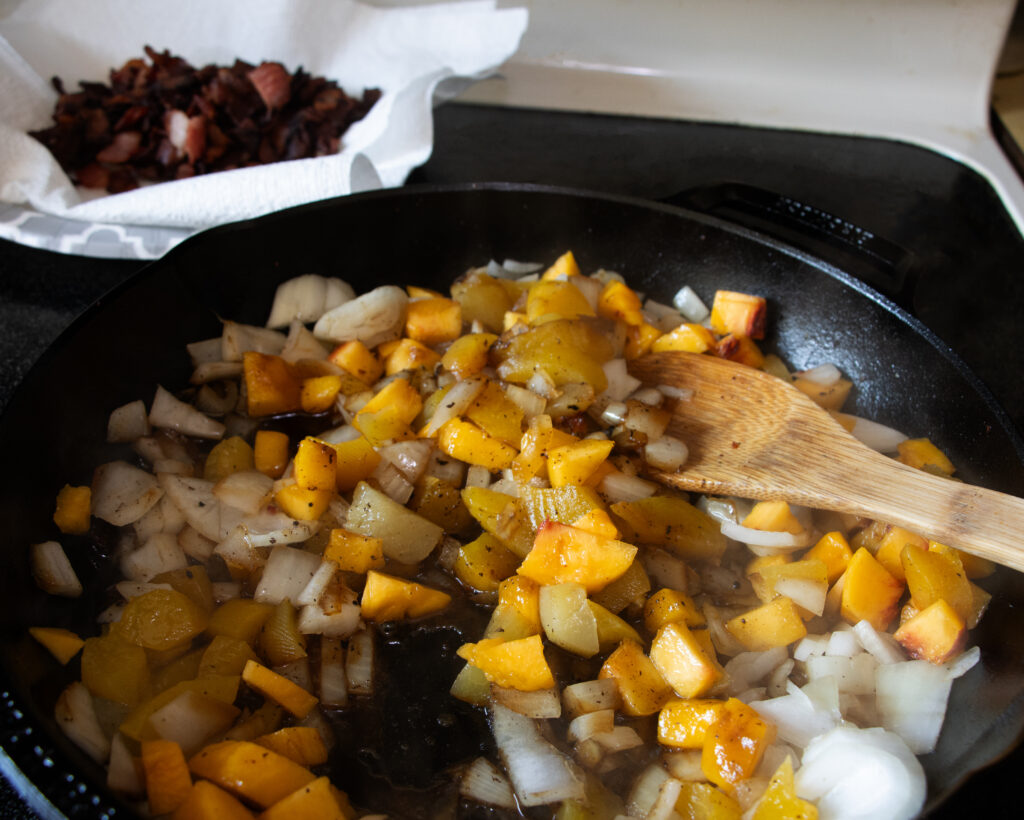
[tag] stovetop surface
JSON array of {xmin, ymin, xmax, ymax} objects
[{"xmin": 1, "ymin": 101, "xmax": 1022, "ymax": 818}]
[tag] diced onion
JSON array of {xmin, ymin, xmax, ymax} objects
[
  {"xmin": 642, "ymin": 298, "xmax": 685, "ymax": 332},
  {"xmin": 489, "ymin": 703, "xmax": 585, "ymax": 806},
  {"xmin": 422, "ymin": 377, "xmax": 486, "ymax": 437},
  {"xmin": 846, "ymin": 415, "xmax": 908, "ymax": 453},
  {"xmin": 346, "ymin": 629, "xmax": 374, "ymax": 695},
  {"xmin": 672, "ymin": 285, "xmax": 710, "ymax": 322},
  {"xmin": 460, "ymin": 757, "xmax": 517, "ymax": 809},
  {"xmin": 566, "ymin": 708, "xmax": 614, "ymax": 743},
  {"xmin": 319, "ymin": 637, "xmax": 348, "ymax": 707},
  {"xmin": 601, "ymin": 359, "xmax": 642, "ymax": 402},
  {"xmin": 491, "ymin": 686, "xmax": 562, "ymax": 719},
  {"xmin": 600, "ymin": 401, "xmax": 628, "ymax": 426},
  {"xmin": 644, "ymin": 435, "xmax": 688, "ymax": 471},
  {"xmin": 875, "ymin": 660, "xmax": 952, "ymax": 754},
  {"xmin": 720, "ymin": 519, "xmax": 815, "ymax": 551},
  {"xmin": 55, "ymin": 682, "xmax": 111, "ymax": 763},
  {"xmin": 597, "ymin": 470, "xmax": 657, "ymax": 503},
  {"xmin": 794, "ymin": 726, "xmax": 926, "ymax": 820},
  {"xmin": 773, "ymin": 576, "xmax": 826, "ymax": 616},
  {"xmin": 795, "ymin": 363, "xmax": 842, "ymax": 386},
  {"xmin": 31, "ymin": 541, "xmax": 83, "ymax": 598},
  {"xmin": 254, "ymin": 545, "xmax": 321, "ymax": 605},
  {"xmin": 500, "ymin": 259, "xmax": 544, "ymax": 275},
  {"xmin": 107, "ymin": 399, "xmax": 152, "ymax": 443}
]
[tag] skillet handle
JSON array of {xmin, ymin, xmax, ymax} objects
[{"xmin": 664, "ymin": 183, "xmax": 916, "ymax": 305}]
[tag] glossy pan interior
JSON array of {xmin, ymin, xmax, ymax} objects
[{"xmin": 1, "ymin": 183, "xmax": 1023, "ymax": 817}]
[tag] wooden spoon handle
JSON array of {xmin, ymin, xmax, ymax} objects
[{"xmin": 827, "ymin": 453, "xmax": 1024, "ymax": 573}]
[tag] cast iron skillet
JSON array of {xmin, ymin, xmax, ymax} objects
[{"xmin": 1, "ymin": 183, "xmax": 1024, "ymax": 818}]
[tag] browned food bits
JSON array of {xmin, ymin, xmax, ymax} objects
[{"xmin": 31, "ymin": 45, "xmax": 381, "ymax": 193}]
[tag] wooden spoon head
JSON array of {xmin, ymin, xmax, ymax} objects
[{"xmin": 629, "ymin": 351, "xmax": 865, "ymax": 502}]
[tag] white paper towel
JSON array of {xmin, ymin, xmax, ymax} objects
[{"xmin": 0, "ymin": 0, "xmax": 527, "ymax": 238}]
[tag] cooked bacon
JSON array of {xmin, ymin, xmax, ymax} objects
[
  {"xmin": 247, "ymin": 61, "xmax": 291, "ymax": 110},
  {"xmin": 30, "ymin": 47, "xmax": 380, "ymax": 192},
  {"xmin": 95, "ymin": 131, "xmax": 141, "ymax": 163}
]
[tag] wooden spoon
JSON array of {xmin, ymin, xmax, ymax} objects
[{"xmin": 629, "ymin": 351, "xmax": 1024, "ymax": 573}]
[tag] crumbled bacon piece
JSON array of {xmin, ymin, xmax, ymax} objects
[
  {"xmin": 247, "ymin": 61, "xmax": 292, "ymax": 110},
  {"xmin": 30, "ymin": 47, "xmax": 380, "ymax": 192}
]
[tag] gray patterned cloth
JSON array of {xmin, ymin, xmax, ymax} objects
[{"xmin": 0, "ymin": 202, "xmax": 192, "ymax": 259}]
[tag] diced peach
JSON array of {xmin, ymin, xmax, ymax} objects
[
  {"xmin": 741, "ymin": 500, "xmax": 804, "ymax": 535},
  {"xmin": 896, "ymin": 437, "xmax": 955, "ymax": 475},
  {"xmin": 204, "ymin": 436, "xmax": 255, "ymax": 482},
  {"xmin": 255, "ymin": 727, "xmax": 328, "ymax": 767},
  {"xmin": 840, "ymin": 548, "xmax": 904, "ymax": 630},
  {"xmin": 701, "ymin": 698, "xmax": 776, "ymax": 792},
  {"xmin": 803, "ymin": 531, "xmax": 852, "ymax": 584},
  {"xmin": 327, "ymin": 339, "xmax": 383, "ymax": 383},
  {"xmin": 597, "ymin": 280, "xmax": 645, "ymax": 325},
  {"xmin": 752, "ymin": 757, "xmax": 818, "ymax": 820},
  {"xmin": 649, "ymin": 621, "xmax": 724, "ymax": 698},
  {"xmin": 440, "ymin": 332, "xmax": 498, "ymax": 379},
  {"xmin": 242, "ymin": 660, "xmax": 318, "ymax": 719},
  {"xmin": 437, "ymin": 417, "xmax": 517, "ymax": 472},
  {"xmin": 300, "ymin": 375, "xmax": 342, "ymax": 414},
  {"xmin": 354, "ymin": 378, "xmax": 422, "ymax": 445},
  {"xmin": 464, "ymin": 381, "xmax": 525, "ymax": 447},
  {"xmin": 929, "ymin": 540, "xmax": 996, "ymax": 579},
  {"xmin": 571, "ymin": 507, "xmax": 619, "ymax": 539},
  {"xmin": 244, "ymin": 352, "xmax": 301, "ymax": 417},
  {"xmin": 658, "ymin": 698, "xmax": 725, "ymax": 748},
  {"xmin": 53, "ymin": 484, "xmax": 91, "ymax": 534},
  {"xmin": 360, "ymin": 570, "xmax": 451, "ymax": 621},
  {"xmin": 716, "ymin": 333, "xmax": 766, "ymax": 369},
  {"xmin": 611, "ymin": 496, "xmax": 727, "ymax": 561},
  {"xmin": 384, "ymin": 338, "xmax": 441, "ymax": 376},
  {"xmin": 332, "ymin": 435, "xmax": 381, "ymax": 492},
  {"xmin": 207, "ymin": 598, "xmax": 274, "ymax": 645},
  {"xmin": 172, "ymin": 779, "xmax": 255, "ymax": 820},
  {"xmin": 598, "ymin": 639, "xmax": 672, "ymax": 716},
  {"xmin": 547, "ymin": 438, "xmax": 615, "ymax": 487},
  {"xmin": 893, "ymin": 598, "xmax": 966, "ymax": 664},
  {"xmin": 293, "ymin": 437, "xmax": 337, "ymax": 492},
  {"xmin": 518, "ymin": 521, "xmax": 637, "ymax": 593},
  {"xmin": 651, "ymin": 322, "xmax": 716, "ymax": 354},
  {"xmin": 456, "ymin": 634, "xmax": 554, "ymax": 691},
  {"xmin": 709, "ymin": 290, "xmax": 766, "ymax": 339},
  {"xmin": 643, "ymin": 588, "xmax": 705, "ymax": 633},
  {"xmin": 540, "ymin": 250, "xmax": 581, "ymax": 280},
  {"xmin": 677, "ymin": 782, "xmax": 744, "ymax": 819},
  {"xmin": 259, "ymin": 776, "xmax": 354, "ymax": 820},
  {"xmin": 485, "ymin": 575, "xmax": 542, "ymax": 640},
  {"xmin": 451, "ymin": 271, "xmax": 515, "ymax": 332},
  {"xmin": 274, "ymin": 484, "xmax": 332, "ymax": 521},
  {"xmin": 874, "ymin": 526, "xmax": 928, "ymax": 582},
  {"xmin": 254, "ymin": 430, "xmax": 290, "ymax": 479},
  {"xmin": 405, "ymin": 297, "xmax": 463, "ymax": 347},
  {"xmin": 141, "ymin": 739, "xmax": 193, "ymax": 815},
  {"xmin": 900, "ymin": 543, "xmax": 973, "ymax": 625},
  {"xmin": 29, "ymin": 626, "xmax": 84, "ymax": 665},
  {"xmin": 624, "ymin": 321, "xmax": 663, "ymax": 359},
  {"xmin": 324, "ymin": 528, "xmax": 385, "ymax": 574},
  {"xmin": 188, "ymin": 740, "xmax": 316, "ymax": 809},
  {"xmin": 454, "ymin": 533, "xmax": 519, "ymax": 592},
  {"xmin": 726, "ymin": 596, "xmax": 808, "ymax": 651}
]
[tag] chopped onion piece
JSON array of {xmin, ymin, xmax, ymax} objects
[
  {"xmin": 795, "ymin": 363, "xmax": 842, "ymax": 386},
  {"xmin": 526, "ymin": 369, "xmax": 559, "ymax": 399},
  {"xmin": 187, "ymin": 337, "xmax": 223, "ymax": 366},
  {"xmin": 211, "ymin": 581, "xmax": 240, "ymax": 602},
  {"xmin": 55, "ymin": 682, "xmax": 110, "ymax": 763},
  {"xmin": 190, "ymin": 361, "xmax": 244, "ymax": 385},
  {"xmin": 107, "ymin": 399, "xmax": 151, "ymax": 443},
  {"xmin": 845, "ymin": 415, "xmax": 908, "ymax": 453},
  {"xmin": 319, "ymin": 637, "xmax": 348, "ymax": 707},
  {"xmin": 346, "ymin": 629, "xmax": 374, "ymax": 695},
  {"xmin": 121, "ymin": 532, "xmax": 188, "ymax": 581},
  {"xmin": 627, "ymin": 763, "xmax": 671, "ymax": 817},
  {"xmin": 852, "ymin": 620, "xmax": 906, "ymax": 665},
  {"xmin": 213, "ymin": 470, "xmax": 274, "ymax": 514},
  {"xmin": 423, "ymin": 377, "xmax": 487, "ymax": 437},
  {"xmin": 640, "ymin": 548, "xmax": 689, "ymax": 593},
  {"xmin": 501, "ymin": 259, "xmax": 544, "ymax": 275},
  {"xmin": 460, "ymin": 757, "xmax": 517, "ymax": 809},
  {"xmin": 600, "ymin": 401, "xmax": 628, "ymax": 426},
  {"xmin": 567, "ymin": 708, "xmax": 614, "ymax": 743},
  {"xmin": 490, "ymin": 703, "xmax": 585, "ymax": 806},
  {"xmin": 281, "ymin": 321, "xmax": 331, "ymax": 362},
  {"xmin": 875, "ymin": 660, "xmax": 952, "ymax": 754},
  {"xmin": 672, "ymin": 285, "xmax": 710, "ymax": 322},
  {"xmin": 94, "ymin": 461, "xmax": 165, "ymax": 527},
  {"xmin": 646, "ymin": 777, "xmax": 683, "ymax": 820},
  {"xmin": 723, "ymin": 647, "xmax": 789, "ymax": 695},
  {"xmin": 773, "ymin": 576, "xmax": 826, "ymax": 617},
  {"xmin": 643, "ymin": 298, "xmax": 685, "ymax": 331},
  {"xmin": 597, "ymin": 470, "xmax": 657, "ymax": 503},
  {"xmin": 601, "ymin": 359, "xmax": 642, "ymax": 402},
  {"xmin": 149, "ymin": 385, "xmax": 225, "ymax": 440},
  {"xmin": 805, "ymin": 653, "xmax": 877, "ymax": 696},
  {"xmin": 107, "ymin": 733, "xmax": 144, "ymax": 796},
  {"xmin": 221, "ymin": 321, "xmax": 287, "ymax": 361},
  {"xmin": 593, "ymin": 724, "xmax": 644, "ymax": 752},
  {"xmin": 371, "ymin": 461, "xmax": 414, "ymax": 504},
  {"xmin": 313, "ymin": 285, "xmax": 409, "ymax": 348},
  {"xmin": 296, "ymin": 561, "xmax": 336, "ymax": 607},
  {"xmin": 657, "ymin": 383, "xmax": 694, "ymax": 401},
  {"xmin": 318, "ymin": 424, "xmax": 361, "ymax": 445},
  {"xmin": 644, "ymin": 435, "xmax": 688, "ymax": 471},
  {"xmin": 562, "ymin": 679, "xmax": 621, "ymax": 719},
  {"xmin": 31, "ymin": 541, "xmax": 82, "ymax": 598},
  {"xmin": 825, "ymin": 628, "xmax": 860, "ymax": 658},
  {"xmin": 254, "ymin": 545, "xmax": 322, "ymax": 605},
  {"xmin": 748, "ymin": 684, "xmax": 840, "ymax": 749},
  {"xmin": 629, "ymin": 387, "xmax": 664, "ymax": 406},
  {"xmin": 795, "ymin": 726, "xmax": 925, "ymax": 820},
  {"xmin": 502, "ymin": 383, "xmax": 547, "ymax": 419},
  {"xmin": 149, "ymin": 690, "xmax": 240, "ymax": 756},
  {"xmin": 379, "ymin": 439, "xmax": 435, "ymax": 484},
  {"xmin": 570, "ymin": 275, "xmax": 603, "ymax": 311},
  {"xmin": 720, "ymin": 519, "xmax": 815, "ymax": 551},
  {"xmin": 465, "ymin": 465, "xmax": 492, "ymax": 489},
  {"xmin": 297, "ymin": 603, "xmax": 361, "ymax": 638},
  {"xmin": 944, "ymin": 645, "xmax": 981, "ymax": 679},
  {"xmin": 265, "ymin": 274, "xmax": 355, "ymax": 328},
  {"xmin": 794, "ymin": 633, "xmax": 830, "ymax": 662},
  {"xmin": 491, "ymin": 685, "xmax": 562, "ymax": 719}
]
